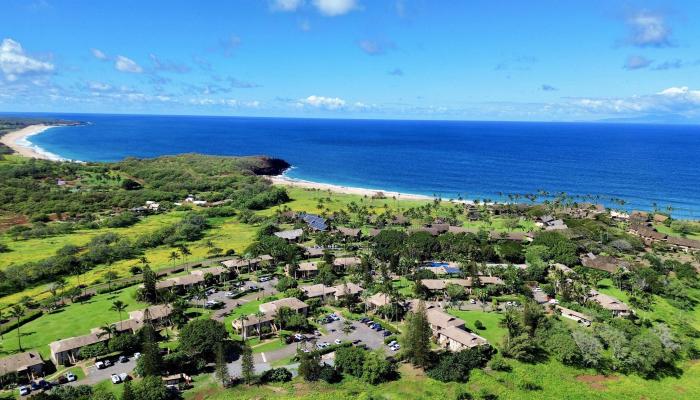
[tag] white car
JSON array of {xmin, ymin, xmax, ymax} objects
[
  {"xmin": 95, "ymin": 361, "xmax": 106, "ymax": 369},
  {"xmin": 390, "ymin": 344, "xmax": 401, "ymax": 351},
  {"xmin": 110, "ymin": 374, "xmax": 121, "ymax": 384},
  {"xmin": 119, "ymin": 373, "xmax": 129, "ymax": 382},
  {"xmin": 225, "ymin": 291, "xmax": 236, "ymax": 298},
  {"xmin": 65, "ymin": 372, "xmax": 77, "ymax": 382},
  {"xmin": 133, "ymin": 352, "xmax": 142, "ymax": 360},
  {"xmin": 388, "ymin": 340, "xmax": 397, "ymax": 347},
  {"xmin": 470, "ymin": 299, "xmax": 476, "ymax": 304},
  {"xmin": 334, "ymin": 339, "xmax": 342, "ymax": 345},
  {"xmin": 19, "ymin": 386, "xmax": 30, "ymax": 396},
  {"xmin": 103, "ymin": 359, "xmax": 112, "ymax": 367}
]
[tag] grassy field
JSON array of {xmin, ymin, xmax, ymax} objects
[
  {"xmin": 261, "ymin": 187, "xmax": 538, "ymax": 232},
  {"xmin": 183, "ymin": 359, "xmax": 700, "ymax": 400},
  {"xmin": 0, "ymin": 213, "xmax": 259, "ymax": 307},
  {"xmin": 654, "ymin": 223, "xmax": 700, "ymax": 240},
  {"xmin": 446, "ymin": 309, "xmax": 507, "ymax": 344},
  {"xmin": 0, "ymin": 212, "xmax": 187, "ymax": 267},
  {"xmin": 0, "ymin": 286, "xmax": 146, "ymax": 359}
]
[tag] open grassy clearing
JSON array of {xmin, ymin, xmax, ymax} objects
[
  {"xmin": 0, "ymin": 213, "xmax": 258, "ymax": 307},
  {"xmin": 183, "ymin": 359, "xmax": 700, "ymax": 400},
  {"xmin": 0, "ymin": 286, "xmax": 146, "ymax": 359},
  {"xmin": 446, "ymin": 309, "xmax": 506, "ymax": 344},
  {"xmin": 654, "ymin": 223, "xmax": 700, "ymax": 240},
  {"xmin": 0, "ymin": 211, "xmax": 187, "ymax": 268}
]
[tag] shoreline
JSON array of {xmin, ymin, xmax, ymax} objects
[
  {"xmin": 0, "ymin": 124, "xmax": 66, "ymax": 161},
  {"xmin": 268, "ymin": 173, "xmax": 467, "ymax": 203}
]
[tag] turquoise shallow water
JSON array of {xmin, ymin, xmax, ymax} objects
[{"xmin": 17, "ymin": 113, "xmax": 700, "ymax": 218}]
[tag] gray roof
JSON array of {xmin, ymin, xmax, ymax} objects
[
  {"xmin": 274, "ymin": 229, "xmax": 304, "ymax": 240},
  {"xmin": 0, "ymin": 351, "xmax": 43, "ymax": 375}
]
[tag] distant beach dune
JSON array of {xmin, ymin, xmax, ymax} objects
[
  {"xmin": 269, "ymin": 174, "xmax": 437, "ymax": 201},
  {"xmin": 0, "ymin": 124, "xmax": 62, "ymax": 160}
]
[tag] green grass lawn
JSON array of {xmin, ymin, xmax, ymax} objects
[
  {"xmin": 0, "ymin": 213, "xmax": 259, "ymax": 307},
  {"xmin": 252, "ymin": 338, "xmax": 286, "ymax": 353},
  {"xmin": 654, "ymin": 223, "xmax": 700, "ymax": 240},
  {"xmin": 182, "ymin": 358, "xmax": 700, "ymax": 400},
  {"xmin": 446, "ymin": 309, "xmax": 507, "ymax": 344},
  {"xmin": 392, "ymin": 277, "xmax": 414, "ymax": 297},
  {"xmin": 0, "ymin": 212, "xmax": 187, "ymax": 268},
  {"xmin": 0, "ymin": 286, "xmax": 146, "ymax": 359},
  {"xmin": 223, "ymin": 297, "xmax": 274, "ymax": 335}
]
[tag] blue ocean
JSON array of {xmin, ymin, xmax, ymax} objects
[{"xmin": 20, "ymin": 113, "xmax": 700, "ymax": 218}]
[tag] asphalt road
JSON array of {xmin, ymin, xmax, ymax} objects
[{"xmin": 68, "ymin": 357, "xmax": 138, "ymax": 386}]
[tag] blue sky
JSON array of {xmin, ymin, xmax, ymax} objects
[{"xmin": 1, "ymin": 0, "xmax": 700, "ymax": 121}]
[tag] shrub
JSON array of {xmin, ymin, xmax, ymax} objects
[
  {"xmin": 79, "ymin": 342, "xmax": 109, "ymax": 359},
  {"xmin": 474, "ymin": 320, "xmax": 485, "ymax": 330},
  {"xmin": 319, "ymin": 365, "xmax": 342, "ymax": 383},
  {"xmin": 487, "ymin": 354, "xmax": 511, "ymax": 371},
  {"xmin": 261, "ymin": 367, "xmax": 293, "ymax": 383}
]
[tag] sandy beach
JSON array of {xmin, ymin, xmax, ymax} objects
[
  {"xmin": 269, "ymin": 174, "xmax": 437, "ymax": 201},
  {"xmin": 0, "ymin": 124, "xmax": 62, "ymax": 160}
]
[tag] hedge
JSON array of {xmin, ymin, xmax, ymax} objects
[{"xmin": 0, "ymin": 309, "xmax": 43, "ymax": 335}]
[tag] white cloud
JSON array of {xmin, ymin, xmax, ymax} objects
[
  {"xmin": 313, "ymin": 0, "xmax": 357, "ymax": 16},
  {"xmin": 358, "ymin": 39, "xmax": 395, "ymax": 56},
  {"xmin": 114, "ymin": 55, "xmax": 143, "ymax": 73},
  {"xmin": 299, "ymin": 95, "xmax": 346, "ymax": 110},
  {"xmin": 271, "ymin": 0, "xmax": 304, "ymax": 12},
  {"xmin": 88, "ymin": 81, "xmax": 111, "ymax": 91},
  {"xmin": 0, "ymin": 38, "xmax": 54, "ymax": 82},
  {"xmin": 91, "ymin": 48, "xmax": 108, "ymax": 60},
  {"xmin": 188, "ymin": 98, "xmax": 261, "ymax": 108},
  {"xmin": 626, "ymin": 10, "xmax": 672, "ymax": 48},
  {"xmin": 572, "ymin": 86, "xmax": 700, "ymax": 118},
  {"xmin": 624, "ymin": 55, "xmax": 652, "ymax": 70}
]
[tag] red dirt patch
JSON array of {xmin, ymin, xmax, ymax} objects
[
  {"xmin": 576, "ymin": 374, "xmax": 619, "ymax": 391},
  {"xmin": 0, "ymin": 213, "xmax": 28, "ymax": 231}
]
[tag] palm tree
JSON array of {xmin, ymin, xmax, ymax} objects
[
  {"xmin": 179, "ymin": 245, "xmax": 192, "ymax": 271},
  {"xmin": 168, "ymin": 251, "xmax": 180, "ymax": 267},
  {"xmin": 97, "ymin": 324, "xmax": 117, "ymax": 340},
  {"xmin": 254, "ymin": 311, "xmax": 266, "ymax": 337},
  {"xmin": 55, "ymin": 279, "xmax": 67, "ymax": 305},
  {"xmin": 238, "ymin": 315, "xmax": 249, "ymax": 341},
  {"xmin": 0, "ymin": 309, "xmax": 5, "ymax": 340},
  {"xmin": 110, "ymin": 300, "xmax": 127, "ymax": 331},
  {"xmin": 9, "ymin": 305, "xmax": 26, "ymax": 351}
]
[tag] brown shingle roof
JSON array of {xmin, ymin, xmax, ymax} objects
[
  {"xmin": 49, "ymin": 333, "xmax": 106, "ymax": 354},
  {"xmin": 439, "ymin": 326, "xmax": 488, "ymax": 348},
  {"xmin": 259, "ymin": 297, "xmax": 309, "ymax": 314},
  {"xmin": 426, "ymin": 309, "xmax": 465, "ymax": 330},
  {"xmin": 0, "ymin": 351, "xmax": 43, "ymax": 375}
]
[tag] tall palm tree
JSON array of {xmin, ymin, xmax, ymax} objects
[
  {"xmin": 97, "ymin": 324, "xmax": 117, "ymax": 340},
  {"xmin": 169, "ymin": 251, "xmax": 180, "ymax": 267},
  {"xmin": 110, "ymin": 300, "xmax": 127, "ymax": 331},
  {"xmin": 238, "ymin": 315, "xmax": 249, "ymax": 341},
  {"xmin": 9, "ymin": 305, "xmax": 25, "ymax": 351},
  {"xmin": 254, "ymin": 311, "xmax": 266, "ymax": 337},
  {"xmin": 55, "ymin": 279, "xmax": 67, "ymax": 305},
  {"xmin": 179, "ymin": 245, "xmax": 192, "ymax": 271}
]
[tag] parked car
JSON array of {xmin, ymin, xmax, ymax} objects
[
  {"xmin": 111, "ymin": 374, "xmax": 121, "ymax": 384},
  {"xmin": 294, "ymin": 333, "xmax": 305, "ymax": 341},
  {"xmin": 469, "ymin": 299, "xmax": 477, "ymax": 304},
  {"xmin": 225, "ymin": 291, "xmax": 236, "ymax": 298},
  {"xmin": 249, "ymin": 285, "xmax": 259, "ymax": 291},
  {"xmin": 206, "ymin": 288, "xmax": 216, "ymax": 295},
  {"xmin": 118, "ymin": 355, "xmax": 129, "ymax": 363},
  {"xmin": 390, "ymin": 344, "xmax": 401, "ymax": 351},
  {"xmin": 334, "ymin": 339, "xmax": 342, "ymax": 345},
  {"xmin": 57, "ymin": 376, "xmax": 68, "ymax": 385},
  {"xmin": 95, "ymin": 361, "xmax": 106, "ymax": 369},
  {"xmin": 382, "ymin": 331, "xmax": 391, "ymax": 337},
  {"xmin": 359, "ymin": 317, "xmax": 370, "ymax": 323},
  {"xmin": 118, "ymin": 373, "xmax": 129, "ymax": 382},
  {"xmin": 65, "ymin": 372, "xmax": 77, "ymax": 382},
  {"xmin": 388, "ymin": 340, "xmax": 397, "ymax": 347},
  {"xmin": 133, "ymin": 352, "xmax": 142, "ymax": 360},
  {"xmin": 103, "ymin": 359, "xmax": 112, "ymax": 367},
  {"xmin": 352, "ymin": 339, "xmax": 362, "ymax": 345},
  {"xmin": 259, "ymin": 276, "xmax": 271, "ymax": 282},
  {"xmin": 313, "ymin": 330, "xmax": 321, "ymax": 336},
  {"xmin": 18, "ymin": 386, "xmax": 30, "ymax": 396}
]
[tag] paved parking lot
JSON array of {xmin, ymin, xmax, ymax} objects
[
  {"xmin": 70, "ymin": 357, "xmax": 137, "ymax": 386},
  {"xmin": 207, "ymin": 278, "xmax": 279, "ymax": 322}
]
